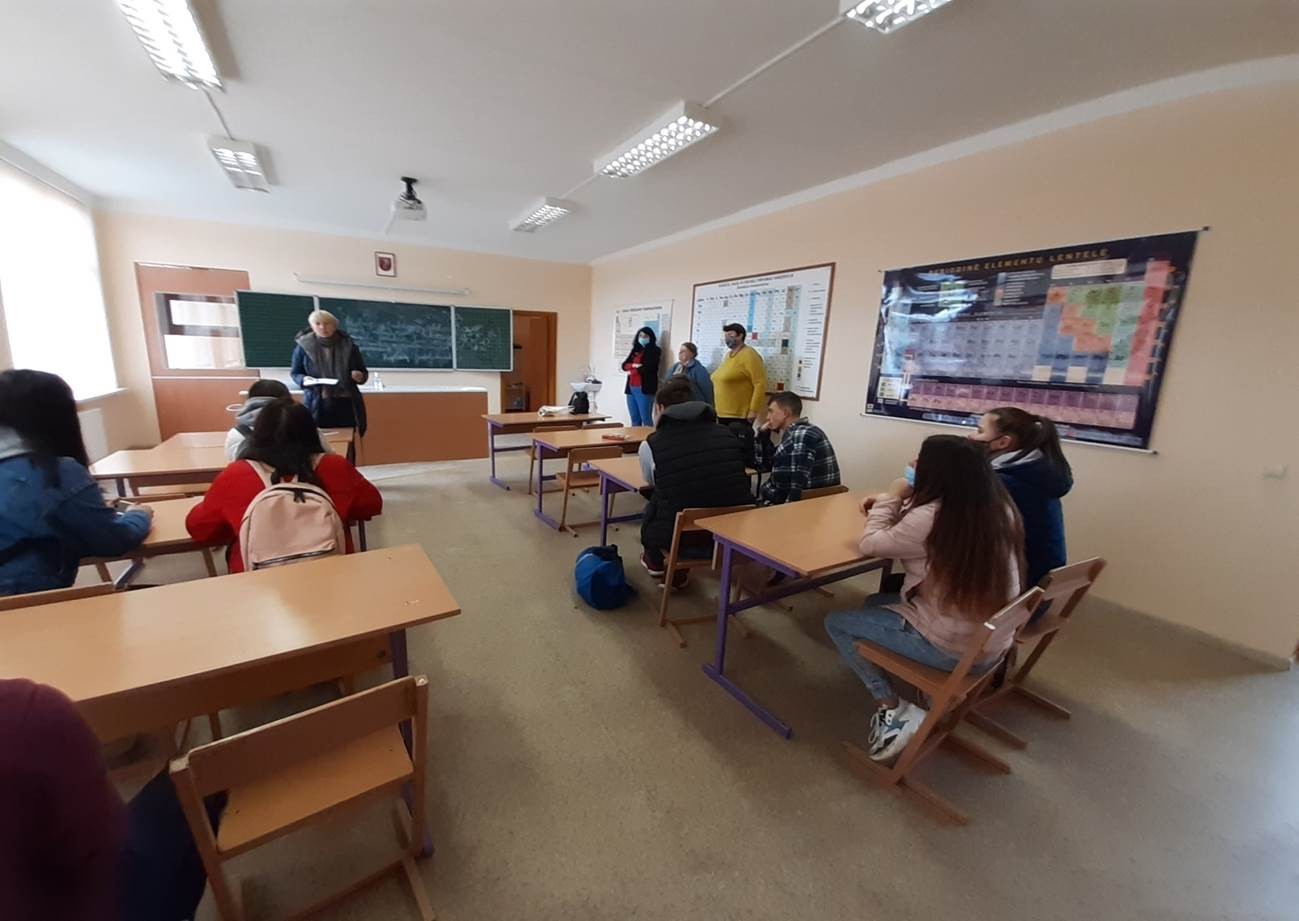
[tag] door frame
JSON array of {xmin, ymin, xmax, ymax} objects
[{"xmin": 502, "ymin": 310, "xmax": 557, "ymax": 410}]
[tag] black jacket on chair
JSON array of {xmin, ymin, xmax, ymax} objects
[{"xmin": 640, "ymin": 401, "xmax": 754, "ymax": 552}]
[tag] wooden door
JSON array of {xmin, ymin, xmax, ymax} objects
[
  {"xmin": 135, "ymin": 264, "xmax": 260, "ymax": 440},
  {"xmin": 500, "ymin": 311, "xmax": 556, "ymax": 411}
]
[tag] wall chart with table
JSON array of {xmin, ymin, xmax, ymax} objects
[{"xmin": 863, "ymin": 231, "xmax": 1200, "ymax": 449}]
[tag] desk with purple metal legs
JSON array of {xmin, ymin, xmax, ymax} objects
[
  {"xmin": 587, "ymin": 456, "xmax": 651, "ymax": 544},
  {"xmin": 481, "ymin": 412, "xmax": 609, "ymax": 490},
  {"xmin": 532, "ymin": 427, "xmax": 654, "ymax": 530},
  {"xmin": 698, "ymin": 494, "xmax": 891, "ymax": 739}
]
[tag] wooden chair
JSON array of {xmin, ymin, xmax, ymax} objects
[
  {"xmin": 966, "ymin": 558, "xmax": 1107, "ymax": 749},
  {"xmin": 527, "ymin": 424, "xmax": 579, "ymax": 495},
  {"xmin": 0, "ymin": 581, "xmax": 116, "ymax": 612},
  {"xmin": 799, "ymin": 484, "xmax": 849, "ymax": 500},
  {"xmin": 842, "ymin": 586, "xmax": 1044, "ymax": 825},
  {"xmin": 170, "ymin": 676, "xmax": 434, "ymax": 921},
  {"xmin": 554, "ymin": 445, "xmax": 624, "ymax": 534},
  {"xmin": 658, "ymin": 504, "xmax": 755, "ymax": 647}
]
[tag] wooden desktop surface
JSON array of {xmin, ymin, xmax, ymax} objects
[
  {"xmin": 588, "ymin": 456, "xmax": 649, "ymax": 491},
  {"xmin": 533, "ymin": 426, "xmax": 654, "ymax": 452},
  {"xmin": 484, "ymin": 412, "xmax": 609, "ymax": 427},
  {"xmin": 0, "ymin": 544, "xmax": 459, "ymax": 708},
  {"xmin": 698, "ymin": 493, "xmax": 873, "ymax": 578},
  {"xmin": 91, "ymin": 432, "xmax": 353, "ymax": 480},
  {"xmin": 165, "ymin": 430, "xmax": 351, "ymax": 450},
  {"xmin": 134, "ymin": 497, "xmax": 202, "ymax": 551}
]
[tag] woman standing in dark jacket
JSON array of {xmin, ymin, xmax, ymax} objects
[
  {"xmin": 290, "ymin": 309, "xmax": 369, "ymax": 437},
  {"xmin": 969, "ymin": 407, "xmax": 1073, "ymax": 587},
  {"xmin": 620, "ymin": 326, "xmax": 661, "ymax": 427},
  {"xmin": 0, "ymin": 370, "xmax": 152, "ymax": 596}
]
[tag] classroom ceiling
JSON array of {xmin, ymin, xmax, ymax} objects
[{"xmin": 0, "ymin": 1, "xmax": 1295, "ymax": 264}]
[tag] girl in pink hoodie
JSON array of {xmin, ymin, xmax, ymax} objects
[{"xmin": 825, "ymin": 435, "xmax": 1024, "ymax": 763}]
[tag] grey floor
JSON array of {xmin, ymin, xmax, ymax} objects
[{"xmin": 128, "ymin": 457, "xmax": 1299, "ymax": 921}]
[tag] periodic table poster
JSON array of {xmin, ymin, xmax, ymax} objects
[{"xmin": 863, "ymin": 232, "xmax": 1199, "ymax": 449}]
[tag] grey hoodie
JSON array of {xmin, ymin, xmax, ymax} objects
[{"xmin": 225, "ymin": 397, "xmax": 333, "ymax": 461}]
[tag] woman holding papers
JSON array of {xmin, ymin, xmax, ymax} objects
[{"xmin": 290, "ymin": 309, "xmax": 370, "ymax": 437}]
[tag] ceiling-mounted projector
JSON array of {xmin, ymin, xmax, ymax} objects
[{"xmin": 391, "ymin": 176, "xmax": 426, "ymax": 222}]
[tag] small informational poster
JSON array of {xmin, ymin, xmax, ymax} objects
[
  {"xmin": 613, "ymin": 301, "xmax": 672, "ymax": 357},
  {"xmin": 690, "ymin": 263, "xmax": 833, "ymax": 399},
  {"xmin": 863, "ymin": 232, "xmax": 1199, "ymax": 449}
]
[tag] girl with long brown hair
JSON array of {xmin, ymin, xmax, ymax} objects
[{"xmin": 824, "ymin": 435, "xmax": 1024, "ymax": 762}]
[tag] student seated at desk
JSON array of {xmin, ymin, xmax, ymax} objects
[
  {"xmin": 225, "ymin": 379, "xmax": 334, "ymax": 461},
  {"xmin": 187, "ymin": 400, "xmax": 381, "ymax": 573},
  {"xmin": 753, "ymin": 391, "xmax": 840, "ymax": 504},
  {"xmin": 824, "ymin": 436, "xmax": 1023, "ymax": 763},
  {"xmin": 0, "ymin": 370, "xmax": 153, "ymax": 597},
  {"xmin": 638, "ymin": 377, "xmax": 753, "ymax": 587},
  {"xmin": 967, "ymin": 406, "xmax": 1072, "ymax": 589},
  {"xmin": 0, "ymin": 677, "xmax": 224, "ymax": 921}
]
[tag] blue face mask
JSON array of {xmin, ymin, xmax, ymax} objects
[
  {"xmin": 637, "ymin": 336, "xmax": 649, "ymax": 346},
  {"xmin": 903, "ymin": 464, "xmax": 916, "ymax": 488}
]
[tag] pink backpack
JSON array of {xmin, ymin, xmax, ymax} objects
[{"xmin": 237, "ymin": 459, "xmax": 348, "ymax": 571}]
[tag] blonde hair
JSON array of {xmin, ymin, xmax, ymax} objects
[{"xmin": 307, "ymin": 309, "xmax": 338, "ymax": 326}]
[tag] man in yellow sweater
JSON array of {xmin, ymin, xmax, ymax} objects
[{"xmin": 710, "ymin": 323, "xmax": 768, "ymax": 425}]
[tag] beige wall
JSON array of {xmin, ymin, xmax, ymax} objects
[
  {"xmin": 590, "ymin": 82, "xmax": 1299, "ymax": 661},
  {"xmin": 94, "ymin": 211, "xmax": 592, "ymax": 449}
]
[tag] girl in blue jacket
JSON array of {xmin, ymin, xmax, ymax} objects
[
  {"xmin": 0, "ymin": 370, "xmax": 152, "ymax": 596},
  {"xmin": 969, "ymin": 406, "xmax": 1073, "ymax": 588}
]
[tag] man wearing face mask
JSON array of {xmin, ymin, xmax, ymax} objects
[
  {"xmin": 710, "ymin": 323, "xmax": 767, "ymax": 428},
  {"xmin": 754, "ymin": 391, "xmax": 841, "ymax": 504}
]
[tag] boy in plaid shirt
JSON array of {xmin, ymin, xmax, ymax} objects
[{"xmin": 754, "ymin": 392, "xmax": 841, "ymax": 504}]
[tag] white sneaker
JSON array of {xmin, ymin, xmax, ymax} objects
[{"xmin": 867, "ymin": 700, "xmax": 927, "ymax": 762}]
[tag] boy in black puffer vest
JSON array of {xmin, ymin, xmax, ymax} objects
[{"xmin": 638, "ymin": 377, "xmax": 754, "ymax": 586}]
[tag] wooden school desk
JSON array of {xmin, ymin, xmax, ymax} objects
[
  {"xmin": 587, "ymin": 456, "xmax": 763, "ymax": 545},
  {"xmin": 0, "ymin": 544, "xmax": 459, "ymax": 744},
  {"xmin": 85, "ymin": 496, "xmax": 213, "ymax": 586},
  {"xmin": 163, "ymin": 429, "xmax": 353, "ymax": 451},
  {"xmin": 531, "ymin": 427, "xmax": 654, "ymax": 529},
  {"xmin": 697, "ymin": 493, "xmax": 892, "ymax": 739},
  {"xmin": 482, "ymin": 412, "xmax": 609, "ymax": 490}
]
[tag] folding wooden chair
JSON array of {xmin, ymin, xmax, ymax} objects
[
  {"xmin": 842, "ymin": 586, "xmax": 1044, "ymax": 825},
  {"xmin": 966, "ymin": 558, "xmax": 1107, "ymax": 749},
  {"xmin": 527, "ymin": 424, "xmax": 578, "ymax": 495},
  {"xmin": 798, "ymin": 484, "xmax": 848, "ymax": 500},
  {"xmin": 170, "ymin": 676, "xmax": 435, "ymax": 921},
  {"xmin": 658, "ymin": 504, "xmax": 755, "ymax": 648},
  {"xmin": 555, "ymin": 444, "xmax": 623, "ymax": 534},
  {"xmin": 0, "ymin": 581, "xmax": 116, "ymax": 612}
]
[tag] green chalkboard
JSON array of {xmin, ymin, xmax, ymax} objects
[
  {"xmin": 454, "ymin": 306, "xmax": 513, "ymax": 371},
  {"xmin": 318, "ymin": 298, "xmax": 452, "ymax": 369},
  {"xmin": 237, "ymin": 291, "xmax": 315, "ymax": 367}
]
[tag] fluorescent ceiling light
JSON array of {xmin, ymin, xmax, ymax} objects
[
  {"xmin": 840, "ymin": 0, "xmax": 954, "ymax": 34},
  {"xmin": 512, "ymin": 198, "xmax": 575, "ymax": 233},
  {"xmin": 117, "ymin": 0, "xmax": 222, "ymax": 90},
  {"xmin": 206, "ymin": 136, "xmax": 269, "ymax": 192},
  {"xmin": 596, "ymin": 102, "xmax": 720, "ymax": 179}
]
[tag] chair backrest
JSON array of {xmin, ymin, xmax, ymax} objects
[
  {"xmin": 675, "ymin": 504, "xmax": 756, "ymax": 536},
  {"xmin": 567, "ymin": 445, "xmax": 624, "ymax": 474},
  {"xmin": 943, "ymin": 586, "xmax": 1046, "ymax": 686},
  {"xmin": 0, "ymin": 582, "xmax": 116, "ymax": 613},
  {"xmin": 799, "ymin": 484, "xmax": 848, "ymax": 500},
  {"xmin": 174, "ymin": 676, "xmax": 427, "ymax": 797},
  {"xmin": 1037, "ymin": 557, "xmax": 1106, "ymax": 622}
]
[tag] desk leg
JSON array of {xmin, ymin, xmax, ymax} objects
[
  {"xmin": 533, "ymin": 445, "xmax": 562, "ymax": 529},
  {"xmin": 357, "ymin": 520, "xmax": 368, "ymax": 551},
  {"xmin": 388, "ymin": 628, "xmax": 433, "ymax": 857},
  {"xmin": 114, "ymin": 477, "xmax": 126, "ymax": 497},
  {"xmin": 701, "ymin": 541, "xmax": 794, "ymax": 739},
  {"xmin": 488, "ymin": 423, "xmax": 510, "ymax": 490},
  {"xmin": 599, "ymin": 474, "xmax": 610, "ymax": 545}
]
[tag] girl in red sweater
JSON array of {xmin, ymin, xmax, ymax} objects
[{"xmin": 186, "ymin": 399, "xmax": 382, "ymax": 573}]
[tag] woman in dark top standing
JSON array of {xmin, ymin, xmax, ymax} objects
[
  {"xmin": 290, "ymin": 309, "xmax": 369, "ymax": 438},
  {"xmin": 620, "ymin": 326, "xmax": 661, "ymax": 427}
]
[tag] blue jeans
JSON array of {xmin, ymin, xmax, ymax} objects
[
  {"xmin": 626, "ymin": 390, "xmax": 655, "ymax": 426},
  {"xmin": 824, "ymin": 593, "xmax": 977, "ymax": 703}
]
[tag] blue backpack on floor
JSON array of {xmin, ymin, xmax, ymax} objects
[{"xmin": 575, "ymin": 545, "xmax": 635, "ymax": 610}]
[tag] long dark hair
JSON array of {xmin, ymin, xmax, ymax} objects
[
  {"xmin": 909, "ymin": 435, "xmax": 1024, "ymax": 619},
  {"xmin": 0, "ymin": 370, "xmax": 90, "ymax": 482},
  {"xmin": 986, "ymin": 407, "xmax": 1071, "ymax": 478},
  {"xmin": 239, "ymin": 399, "xmax": 324, "ymax": 484},
  {"xmin": 623, "ymin": 326, "xmax": 658, "ymax": 365}
]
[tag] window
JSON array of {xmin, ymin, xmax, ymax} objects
[
  {"xmin": 0, "ymin": 158, "xmax": 117, "ymax": 399},
  {"xmin": 154, "ymin": 292, "xmax": 243, "ymax": 369}
]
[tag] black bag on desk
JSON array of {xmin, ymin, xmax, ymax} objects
[{"xmin": 568, "ymin": 391, "xmax": 590, "ymax": 414}]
